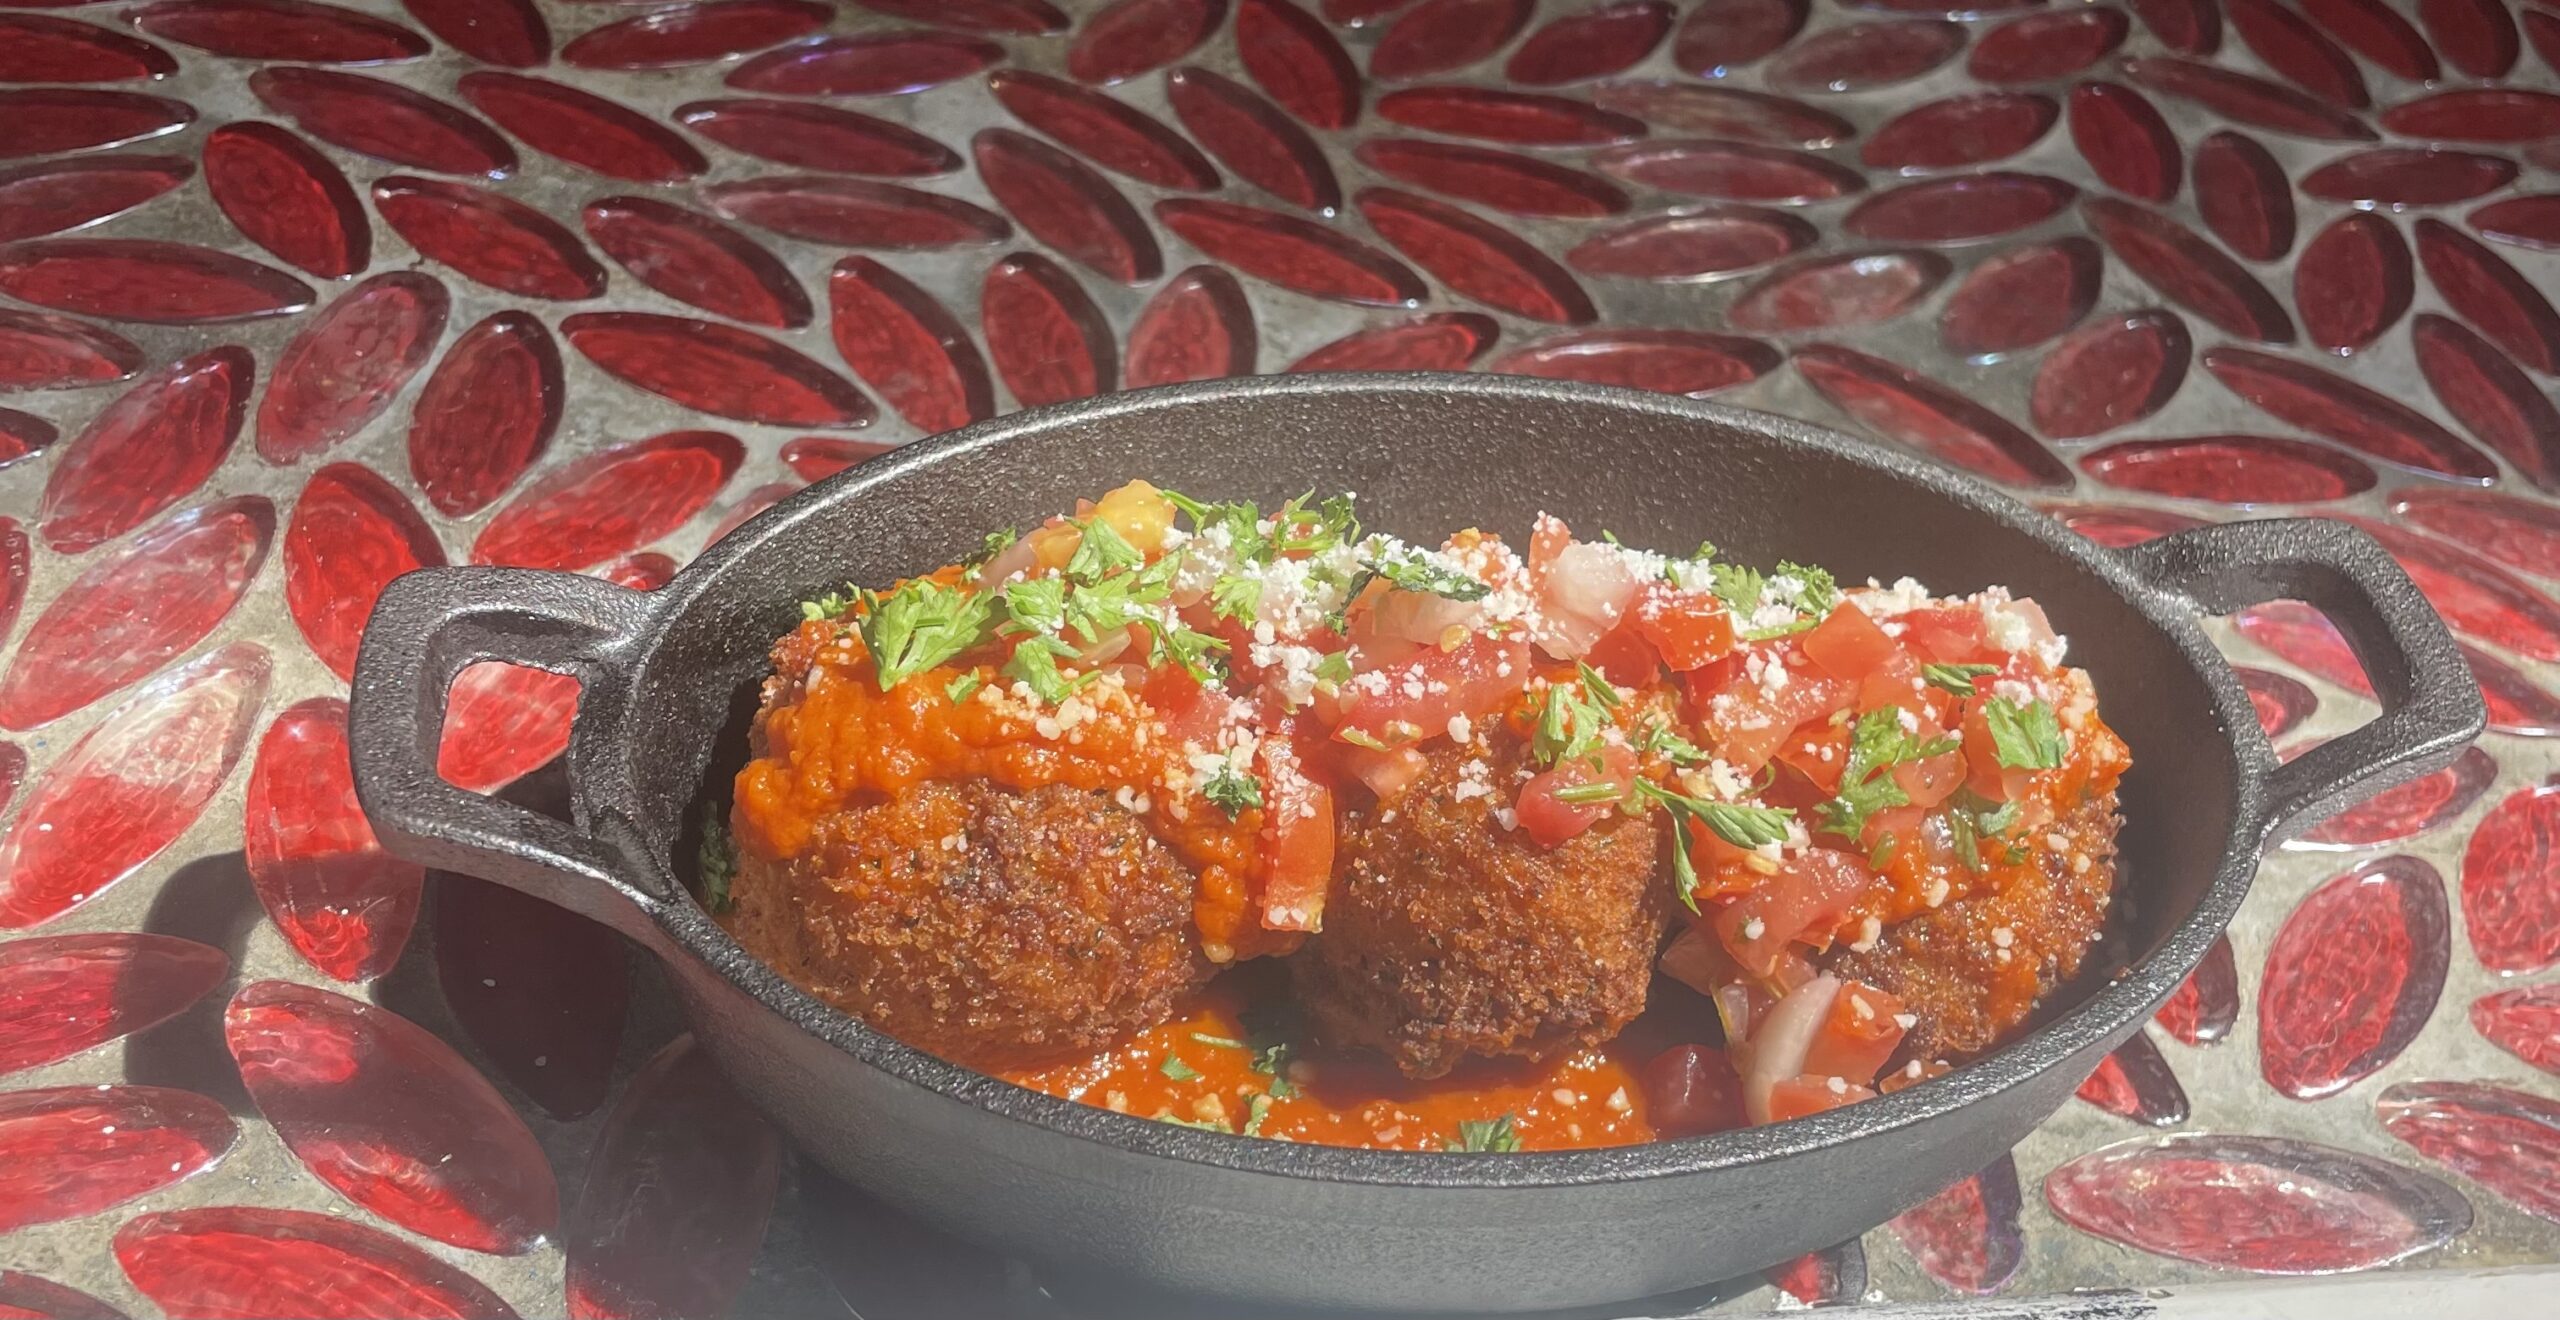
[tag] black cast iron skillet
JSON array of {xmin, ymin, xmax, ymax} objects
[{"xmin": 349, "ymin": 374, "xmax": 2482, "ymax": 1315}]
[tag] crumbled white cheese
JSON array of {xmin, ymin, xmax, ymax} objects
[
  {"xmin": 1894, "ymin": 1013, "xmax": 1919, "ymax": 1030},
  {"xmin": 1991, "ymin": 926, "xmax": 2015, "ymax": 948},
  {"xmin": 1447, "ymin": 712, "xmax": 1473, "ymax": 743},
  {"xmin": 1705, "ymin": 758, "xmax": 1750, "ymax": 801},
  {"xmin": 1825, "ymin": 1075, "xmax": 1848, "ymax": 1096}
]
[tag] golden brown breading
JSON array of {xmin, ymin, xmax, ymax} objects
[
  {"xmin": 722, "ymin": 780, "xmax": 1211, "ymax": 1071},
  {"xmin": 1830, "ymin": 790, "xmax": 2122, "ymax": 1061},
  {"xmin": 1291, "ymin": 734, "xmax": 1669, "ymax": 1080}
]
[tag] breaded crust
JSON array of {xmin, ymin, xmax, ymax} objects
[
  {"xmin": 1291, "ymin": 735, "xmax": 1669, "ymax": 1080},
  {"xmin": 1830, "ymin": 790, "xmax": 2122, "ymax": 1061},
  {"xmin": 723, "ymin": 780, "xmax": 1211, "ymax": 1071}
]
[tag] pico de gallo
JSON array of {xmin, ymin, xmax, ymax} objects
[{"xmin": 720, "ymin": 480, "xmax": 2129, "ymax": 1150}]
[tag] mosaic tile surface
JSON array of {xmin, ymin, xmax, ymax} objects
[{"xmin": 1, "ymin": 0, "xmax": 2558, "ymax": 1312}]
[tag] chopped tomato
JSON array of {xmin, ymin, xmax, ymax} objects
[
  {"xmin": 1801, "ymin": 603, "xmax": 1898, "ymax": 680},
  {"xmin": 1144, "ymin": 663, "xmax": 1244, "ymax": 749},
  {"xmin": 1856, "ymin": 647, "xmax": 1929, "ymax": 714},
  {"xmin": 1959, "ymin": 695, "xmax": 2033, "ymax": 802},
  {"xmin": 1643, "ymin": 1045, "xmax": 1747, "ymax": 1137},
  {"xmin": 1256, "ymin": 734, "xmax": 1333, "ymax": 932},
  {"xmin": 1861, "ymin": 804, "xmax": 1927, "ymax": 857},
  {"xmin": 1898, "ymin": 605, "xmax": 1997, "ymax": 665},
  {"xmin": 1702, "ymin": 659, "xmax": 1857, "ymax": 773},
  {"xmin": 1331, "ymin": 634, "xmax": 1530, "ymax": 748},
  {"xmin": 1516, "ymin": 745, "xmax": 1636, "ymax": 848},
  {"xmin": 1801, "ymin": 981, "xmax": 1907, "ymax": 1085},
  {"xmin": 1580, "ymin": 615, "xmax": 1661, "ymax": 689},
  {"xmin": 1631, "ymin": 583, "xmax": 1737, "ymax": 672},
  {"xmin": 1764, "ymin": 1075, "xmax": 1878, "ymax": 1122},
  {"xmin": 1526, "ymin": 512, "xmax": 1573, "ymax": 583},
  {"xmin": 1880, "ymin": 1057, "xmax": 1954, "ymax": 1094},
  {"xmin": 1713, "ymin": 849, "xmax": 1874, "ymax": 976},
  {"xmin": 1532, "ymin": 541, "xmax": 1642, "ymax": 659},
  {"xmin": 1340, "ymin": 743, "xmax": 1428, "ymax": 800},
  {"xmin": 1775, "ymin": 719, "xmax": 1852, "ymax": 794}
]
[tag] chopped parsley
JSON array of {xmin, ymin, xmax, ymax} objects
[
  {"xmin": 1531, "ymin": 680, "xmax": 1615, "ymax": 769},
  {"xmin": 1065, "ymin": 517, "xmax": 1142, "ymax": 583},
  {"xmin": 1209, "ymin": 572, "xmax": 1262, "ymax": 623},
  {"xmin": 1190, "ymin": 1032, "xmax": 1249, "ymax": 1051},
  {"xmin": 944, "ymin": 672, "xmax": 983, "ymax": 704},
  {"xmin": 1361, "ymin": 549, "xmax": 1491, "ymax": 602},
  {"xmin": 1311, "ymin": 650, "xmax": 1354, "ymax": 688},
  {"xmin": 1812, "ymin": 706, "xmax": 1960, "ymax": 845},
  {"xmin": 1636, "ymin": 718, "xmax": 1710, "ymax": 767},
  {"xmin": 1772, "ymin": 561, "xmax": 1838, "ymax": 616},
  {"xmin": 1708, "ymin": 562, "xmax": 1764, "ymax": 614},
  {"xmin": 1002, "ymin": 634, "xmax": 1084, "ymax": 704},
  {"xmin": 1243, "ymin": 1093, "xmax": 1275, "ymax": 1138},
  {"xmin": 1922, "ymin": 662, "xmax": 2001, "ymax": 697},
  {"xmin": 1202, "ymin": 761, "xmax": 1263, "ymax": 818},
  {"xmin": 1270, "ymin": 492, "xmax": 1360, "ymax": 555},
  {"xmin": 1159, "ymin": 1054, "xmax": 1200, "ymax": 1081},
  {"xmin": 1634, "ymin": 780, "xmax": 1797, "ymax": 911},
  {"xmin": 1984, "ymin": 696, "xmax": 2067, "ymax": 770},
  {"xmin": 800, "ymin": 587, "xmax": 851, "ymax": 621},
  {"xmin": 695, "ymin": 799, "xmax": 736, "ymax": 914},
  {"xmin": 967, "ymin": 527, "xmax": 1017, "ymax": 569},
  {"xmin": 1448, "ymin": 1114, "xmax": 1522, "ymax": 1153},
  {"xmin": 857, "ymin": 578, "xmax": 996, "ymax": 690},
  {"xmin": 1576, "ymin": 661, "xmax": 1622, "ymax": 709},
  {"xmin": 997, "ymin": 575, "xmax": 1066, "ymax": 635},
  {"xmin": 1946, "ymin": 789, "xmax": 2023, "ymax": 873},
  {"xmin": 1869, "ymin": 833, "xmax": 1899, "ymax": 869},
  {"xmin": 1553, "ymin": 781, "xmax": 1626, "ymax": 805},
  {"xmin": 1142, "ymin": 614, "xmax": 1228, "ymax": 681}
]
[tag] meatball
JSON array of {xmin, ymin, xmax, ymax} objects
[
  {"xmin": 1292, "ymin": 735, "xmax": 1669, "ymax": 1079},
  {"xmin": 723, "ymin": 780, "xmax": 1211, "ymax": 1071},
  {"xmin": 1830, "ymin": 790, "xmax": 2123, "ymax": 1061}
]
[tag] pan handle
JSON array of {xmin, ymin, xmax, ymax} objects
[
  {"xmin": 2121, "ymin": 518, "xmax": 2485, "ymax": 841},
  {"xmin": 348, "ymin": 566, "xmax": 664, "ymax": 939}
]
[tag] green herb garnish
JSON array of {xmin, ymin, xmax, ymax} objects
[
  {"xmin": 1152, "ymin": 1112, "xmax": 1228, "ymax": 1132},
  {"xmin": 1159, "ymin": 1054, "xmax": 1200, "ymax": 1081},
  {"xmin": 800, "ymin": 587, "xmax": 851, "ymax": 622},
  {"xmin": 1363, "ymin": 550, "xmax": 1490, "ymax": 602},
  {"xmin": 1576, "ymin": 661, "xmax": 1622, "ymax": 709},
  {"xmin": 1190, "ymin": 1032, "xmax": 1250, "ymax": 1051},
  {"xmin": 944, "ymin": 672, "xmax": 983, "ymax": 704},
  {"xmin": 1449, "ymin": 1115, "xmax": 1522, "ymax": 1153},
  {"xmin": 1922, "ymin": 662, "xmax": 2001, "ymax": 697},
  {"xmin": 967, "ymin": 527, "xmax": 1017, "ymax": 569},
  {"xmin": 696, "ymin": 799, "xmax": 736, "ymax": 915},
  {"xmin": 1002, "ymin": 634, "xmax": 1082, "ymax": 704},
  {"xmin": 1553, "ymin": 780, "xmax": 1626, "ymax": 805},
  {"xmin": 997, "ymin": 575, "xmax": 1067, "ymax": 636},
  {"xmin": 1636, "ymin": 718, "xmax": 1710, "ymax": 767},
  {"xmin": 1772, "ymin": 561, "xmax": 1838, "ymax": 617},
  {"xmin": 1532, "ymin": 680, "xmax": 1615, "ymax": 769},
  {"xmin": 1633, "ymin": 780, "xmax": 1798, "ymax": 912},
  {"xmin": 1243, "ymin": 1093, "xmax": 1275, "ymax": 1138},
  {"xmin": 858, "ymin": 578, "xmax": 997, "ymax": 690},
  {"xmin": 1708, "ymin": 562, "xmax": 1764, "ymax": 614},
  {"xmin": 1065, "ymin": 517, "xmax": 1142, "ymax": 583},
  {"xmin": 1984, "ymin": 696, "xmax": 2067, "ymax": 770},
  {"xmin": 1812, "ymin": 706, "xmax": 1961, "ymax": 845},
  {"xmin": 1209, "ymin": 572, "xmax": 1263, "ymax": 623},
  {"xmin": 1312, "ymin": 650, "xmax": 1354, "ymax": 688},
  {"xmin": 1202, "ymin": 761, "xmax": 1264, "ymax": 818}
]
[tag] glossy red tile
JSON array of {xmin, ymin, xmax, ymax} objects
[
  {"xmin": 2377, "ymin": 1081, "xmax": 2560, "ymax": 1223},
  {"xmin": 0, "ymin": 407, "xmax": 54, "ymax": 465},
  {"xmin": 0, "ymin": 1271, "xmax": 130, "ymax": 1320},
  {"xmin": 283, "ymin": 463, "xmax": 443, "ymax": 680},
  {"xmin": 1234, "ymin": 0, "xmax": 1362, "ymax": 129},
  {"xmin": 257, "ymin": 272, "xmax": 446, "ymax": 464},
  {"xmin": 1588, "ymin": 80, "xmax": 1846, "ymax": 147},
  {"xmin": 2471, "ymin": 195, "xmax": 2560, "ymax": 252},
  {"xmin": 2126, "ymin": 0, "xmax": 2220, "ymax": 54},
  {"xmin": 2068, "ymin": 78, "xmax": 2182, "ymax": 204},
  {"xmin": 0, "ymin": 932, "xmax": 227, "ymax": 1076},
  {"xmin": 1167, "ymin": 67, "xmax": 1340, "ymax": 212},
  {"xmin": 2154, "ymin": 930, "xmax": 2239, "ymax": 1045},
  {"xmin": 2410, "ymin": 313, "xmax": 2560, "ymax": 489},
  {"xmin": 1595, "ymin": 139, "xmax": 1865, "ymax": 205},
  {"xmin": 2416, "ymin": 218, "xmax": 2560, "ymax": 375},
  {"xmin": 1286, "ymin": 312, "xmax": 1498, "ymax": 371},
  {"xmin": 780, "ymin": 435, "xmax": 895, "ymax": 481},
  {"xmin": 2260, "ymin": 855, "xmax": 2449, "ymax": 1099},
  {"xmin": 458, "ymin": 72, "xmax": 708, "ymax": 182},
  {"xmin": 2303, "ymin": 148, "xmax": 2519, "ymax": 208},
  {"xmin": 2471, "ymin": 985, "xmax": 2560, "ymax": 1075},
  {"xmin": 1357, "ymin": 186, "xmax": 1595, "ymax": 323},
  {"xmin": 981, "ymin": 252, "xmax": 1117, "ymax": 405},
  {"xmin": 1762, "ymin": 1241, "xmax": 1865, "ymax": 1308},
  {"xmin": 1844, "ymin": 172, "xmax": 2074, "ymax": 244},
  {"xmin": 2292, "ymin": 745, "xmax": 2497, "ymax": 851},
  {"xmin": 673, "ymin": 99, "xmax": 957, "ymax": 177},
  {"xmin": 0, "ymin": 157, "xmax": 192, "ymax": 246},
  {"xmin": 2203, "ymin": 347, "xmax": 2495, "ymax": 481},
  {"xmin": 2393, "ymin": 487, "xmax": 2560, "ymax": 579},
  {"xmin": 0, "ymin": 13, "xmax": 176, "ymax": 81},
  {"xmin": 2081, "ymin": 433, "xmax": 2374, "ymax": 505},
  {"xmin": 2043, "ymin": 501, "xmax": 2206, "ymax": 549},
  {"xmin": 436, "ymin": 557, "xmax": 671, "ymax": 792},
  {"xmin": 399, "ymin": 0, "xmax": 548, "ymax": 67},
  {"xmin": 1668, "ymin": 0, "xmax": 1805, "ymax": 74},
  {"xmin": 703, "ymin": 174, "xmax": 1012, "ymax": 249},
  {"xmin": 2418, "ymin": 0, "xmax": 2517, "ymax": 77},
  {"xmin": 2461, "ymin": 778, "xmax": 2560, "ymax": 973},
  {"xmin": 39, "ymin": 345, "xmax": 251, "ymax": 551},
  {"xmin": 1380, "ymin": 85, "xmax": 1644, "ymax": 148},
  {"xmin": 1487, "ymin": 327, "xmax": 1776, "ymax": 397},
  {"xmin": 1065, "ymin": 0, "xmax": 1223, "ymax": 83},
  {"xmin": 2295, "ymin": 212, "xmax": 2410, "ymax": 354},
  {"xmin": 1730, "ymin": 249, "xmax": 1948, "ymax": 333},
  {"xmin": 1765, "ymin": 20, "xmax": 1964, "ymax": 94},
  {"xmin": 128, "ymin": 0, "xmax": 428, "ymax": 63},
  {"xmin": 856, "ymin": 0, "xmax": 1066, "ymax": 32},
  {"xmin": 1126, "ymin": 266, "xmax": 1256, "ymax": 387},
  {"xmin": 2190, "ymin": 132, "xmax": 2295, "ymax": 267},
  {"xmin": 2118, "ymin": 56, "xmax": 2375, "ymax": 141},
  {"xmin": 563, "ymin": 313, "xmax": 871, "ymax": 428},
  {"xmin": 0, "ymin": 1086, "xmax": 233, "ymax": 1233},
  {"xmin": 1968, "ymin": 8, "xmax": 2127, "ymax": 85},
  {"xmin": 2381, "ymin": 89, "xmax": 2560, "ymax": 143},
  {"xmin": 988, "ymin": 71, "xmax": 1221, "ymax": 190},
  {"xmin": 1862, "ymin": 92, "xmax": 2057, "ymax": 172},
  {"xmin": 0, "ymin": 89, "xmax": 193, "ymax": 158},
  {"xmin": 0, "ymin": 308, "xmax": 140, "ymax": 390},
  {"xmin": 1356, "ymin": 138, "xmax": 1628, "ymax": 217},
  {"xmin": 560, "ymin": 0, "xmax": 829, "ymax": 68},
  {"xmin": 1506, "ymin": 1, "xmax": 1669, "ymax": 85},
  {"xmin": 581, "ymin": 195, "xmax": 810, "ymax": 329},
  {"xmin": 2084, "ymin": 198, "xmax": 2294, "ymax": 342},
  {"xmin": 1792, "ymin": 343, "xmax": 2072, "ymax": 488},
  {"xmin": 826, "ymin": 256, "xmax": 995, "ymax": 434},
  {"xmin": 1368, "ymin": 0, "xmax": 1528, "ymax": 81},
  {"xmin": 1887, "ymin": 1157, "xmax": 2024, "ymax": 1295},
  {"xmin": 974, "ymin": 127, "xmax": 1163, "ymax": 283},
  {"xmin": 725, "ymin": 31, "xmax": 1003, "ymax": 96},
  {"xmin": 249, "ymin": 67, "xmax": 517, "ymax": 177},
  {"xmin": 0, "ymin": 238, "xmax": 313, "ymax": 325},
  {"xmin": 117, "ymin": 1206, "xmax": 522, "ymax": 1319},
  {"xmin": 372, "ymin": 175, "xmax": 605, "ymax": 300},
  {"xmin": 1157, "ymin": 196, "xmax": 1424, "ymax": 305},
  {"xmin": 202, "ymin": 122, "xmax": 369, "ymax": 280},
  {"xmin": 408, "ymin": 311, "xmax": 561, "ymax": 516},
  {"xmin": 472, "ymin": 429, "xmax": 743, "ymax": 570},
  {"xmin": 2044, "ymin": 1134, "xmax": 2469, "ymax": 1270},
  {"xmin": 243, "ymin": 697, "xmax": 424, "ymax": 981},
  {"xmin": 2227, "ymin": 0, "xmax": 2367, "ymax": 108},
  {"xmin": 2299, "ymin": 0, "xmax": 2437, "ymax": 80},
  {"xmin": 0, "ymin": 644, "xmax": 268, "ymax": 929},
  {"xmin": 1565, "ymin": 206, "xmax": 1813, "ymax": 281},
  {"xmin": 1941, "ymin": 237, "xmax": 2100, "ymax": 358}
]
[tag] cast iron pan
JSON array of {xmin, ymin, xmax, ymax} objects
[{"xmin": 349, "ymin": 374, "xmax": 2483, "ymax": 1314}]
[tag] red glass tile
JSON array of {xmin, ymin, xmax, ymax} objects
[
  {"xmin": 1730, "ymin": 249, "xmax": 1948, "ymax": 332},
  {"xmin": 2228, "ymin": 0, "xmax": 2368, "ymax": 108},
  {"xmin": 2118, "ymin": 56, "xmax": 2375, "ymax": 141},
  {"xmin": 0, "ymin": 13, "xmax": 176, "ymax": 81},
  {"xmin": 2083, "ymin": 197, "xmax": 2294, "ymax": 342},
  {"xmin": 1565, "ymin": 206, "xmax": 1813, "ymax": 281},
  {"xmin": 563, "ymin": 1036, "xmax": 781, "ymax": 1320},
  {"xmin": 2461, "ymin": 779, "xmax": 2560, "ymax": 973},
  {"xmin": 0, "ymin": 644, "xmax": 268, "ymax": 929},
  {"xmin": 408, "ymin": 311, "xmax": 561, "ymax": 516},
  {"xmin": 673, "ymin": 99, "xmax": 957, "ymax": 177},
  {"xmin": 2394, "ymin": 487, "xmax": 2560, "ymax": 579},
  {"xmin": 435, "ymin": 871, "xmax": 630, "ymax": 1120},
  {"xmin": 283, "ymin": 463, "xmax": 443, "ymax": 680},
  {"xmin": 1968, "ymin": 8, "xmax": 2127, "ymax": 84},
  {"xmin": 459, "ymin": 72, "xmax": 708, "ymax": 182},
  {"xmin": 1595, "ymin": 139, "xmax": 1865, "ymax": 205},
  {"xmin": 2303, "ymin": 148, "xmax": 2518, "ymax": 208},
  {"xmin": 1765, "ymin": 20, "xmax": 1964, "ymax": 95},
  {"xmin": 781, "ymin": 435, "xmax": 895, "ymax": 481},
  {"xmin": 243, "ymin": 697, "xmax": 424, "ymax": 981},
  {"xmin": 0, "ymin": 1271, "xmax": 130, "ymax": 1320},
  {"xmin": 1506, "ymin": 1, "xmax": 1669, "ymax": 85},
  {"xmin": 1065, "ymin": 0, "xmax": 1223, "ymax": 83},
  {"xmin": 2472, "ymin": 195, "xmax": 2560, "ymax": 252},
  {"xmin": 227, "ymin": 979, "xmax": 558, "ymax": 1252},
  {"xmin": 1356, "ymin": 138, "xmax": 1628, "ymax": 217},
  {"xmin": 1167, "ymin": 67, "xmax": 1340, "ymax": 212},
  {"xmin": 826, "ymin": 256, "xmax": 995, "ymax": 434},
  {"xmin": 0, "ymin": 496, "xmax": 271, "ymax": 730},
  {"xmin": 1668, "ymin": 0, "xmax": 1805, "ymax": 75},
  {"xmin": 2292, "ymin": 745, "xmax": 2497, "ymax": 850},
  {"xmin": 2044, "ymin": 1134, "xmax": 2469, "ymax": 1270},
  {"xmin": 0, "ymin": 1086, "xmax": 233, "ymax": 1233},
  {"xmin": 0, "ymin": 157, "xmax": 192, "ymax": 246},
  {"xmin": 399, "ymin": 0, "xmax": 547, "ymax": 67},
  {"xmin": 725, "ymin": 31, "xmax": 1003, "ymax": 96},
  {"xmin": 981, "ymin": 252, "xmax": 1117, "ymax": 406},
  {"xmin": 988, "ymin": 71, "xmax": 1221, "ymax": 190},
  {"xmin": 1487, "ymin": 327, "xmax": 1776, "ymax": 397},
  {"xmin": 2471, "ymin": 985, "xmax": 2560, "ymax": 1075},
  {"xmin": 1234, "ymin": 0, "xmax": 1362, "ymax": 129},
  {"xmin": 1887, "ymin": 1157, "xmax": 2024, "ymax": 1295},
  {"xmin": 1941, "ymin": 237, "xmax": 2100, "ymax": 358},
  {"xmin": 581, "ymin": 195, "xmax": 810, "ymax": 328},
  {"xmin": 0, "ymin": 89, "xmax": 192, "ymax": 158},
  {"xmin": 2080, "ymin": 433, "xmax": 2374, "ymax": 505},
  {"xmin": 0, "ymin": 932, "xmax": 226, "ymax": 1076},
  {"xmin": 560, "ymin": 0, "xmax": 829, "ymax": 69},
  {"xmin": 39, "ymin": 345, "xmax": 250, "ymax": 552},
  {"xmin": 2529, "ymin": 6, "xmax": 2560, "ymax": 74},
  {"xmin": 1844, "ymin": 172, "xmax": 2074, "ymax": 244},
  {"xmin": 437, "ymin": 557, "xmax": 671, "ymax": 793},
  {"xmin": 472, "ymin": 429, "xmax": 743, "ymax": 570},
  {"xmin": 202, "ymin": 122, "xmax": 368, "ymax": 279},
  {"xmin": 1761, "ymin": 1241, "xmax": 1863, "ymax": 1308},
  {"xmin": 1157, "ymin": 196, "xmax": 1423, "ymax": 305},
  {"xmin": 2299, "ymin": 0, "xmax": 2437, "ymax": 80},
  {"xmin": 372, "ymin": 175, "xmax": 606, "ymax": 300},
  {"xmin": 0, "ymin": 406, "xmax": 54, "ymax": 464},
  {"xmin": 257, "ymin": 272, "xmax": 446, "ymax": 463},
  {"xmin": 1286, "ymin": 313, "xmax": 1498, "ymax": 371},
  {"xmin": 1126, "ymin": 266, "xmax": 1256, "ymax": 387},
  {"xmin": 2296, "ymin": 212, "xmax": 2410, "ymax": 354},
  {"xmin": 116, "ymin": 1206, "xmax": 522, "ymax": 1319},
  {"xmin": 0, "ymin": 239, "xmax": 312, "ymax": 325},
  {"xmin": 2238, "ymin": 665, "xmax": 2319, "ymax": 740},
  {"xmin": 2153, "ymin": 930, "xmax": 2239, "ymax": 1045},
  {"xmin": 2410, "ymin": 313, "xmax": 2560, "ymax": 489},
  {"xmin": 2203, "ymin": 347, "xmax": 2494, "ymax": 481},
  {"xmin": 1357, "ymin": 186, "xmax": 1595, "ymax": 323},
  {"xmin": 974, "ymin": 127, "xmax": 1162, "ymax": 283},
  {"xmin": 2043, "ymin": 500, "xmax": 2206, "ymax": 549},
  {"xmin": 2416, "ymin": 218, "xmax": 2560, "ymax": 375},
  {"xmin": 1382, "ymin": 85, "xmax": 1645, "ymax": 147},
  {"xmin": 563, "ymin": 313, "xmax": 871, "ymax": 428},
  {"xmin": 2191, "ymin": 131, "xmax": 2296, "ymax": 262},
  {"xmin": 2378, "ymin": 1081, "xmax": 2560, "ymax": 1223},
  {"xmin": 2260, "ymin": 855, "xmax": 2449, "ymax": 1099},
  {"xmin": 856, "ymin": 0, "xmax": 1066, "ymax": 31},
  {"xmin": 1588, "ymin": 80, "xmax": 1846, "ymax": 147},
  {"xmin": 2126, "ymin": 0, "xmax": 2220, "ymax": 54},
  {"xmin": 1861, "ymin": 92, "xmax": 2056, "ymax": 172},
  {"xmin": 2070, "ymin": 82, "xmax": 2181, "ymax": 203},
  {"xmin": 703, "ymin": 174, "xmax": 1011, "ymax": 249},
  {"xmin": 249, "ymin": 67, "xmax": 517, "ymax": 177},
  {"xmin": 2031, "ymin": 309, "xmax": 2190, "ymax": 440},
  {"xmin": 2384, "ymin": 90, "xmax": 2560, "ymax": 144},
  {"xmin": 128, "ymin": 0, "xmax": 429, "ymax": 63},
  {"xmin": 1792, "ymin": 343, "xmax": 2072, "ymax": 488},
  {"xmin": 2418, "ymin": 0, "xmax": 2518, "ymax": 77},
  {"xmin": 1368, "ymin": 0, "xmax": 1528, "ymax": 81}
]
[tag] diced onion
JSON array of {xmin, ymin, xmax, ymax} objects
[{"xmin": 1740, "ymin": 974, "xmax": 1841, "ymax": 1125}]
